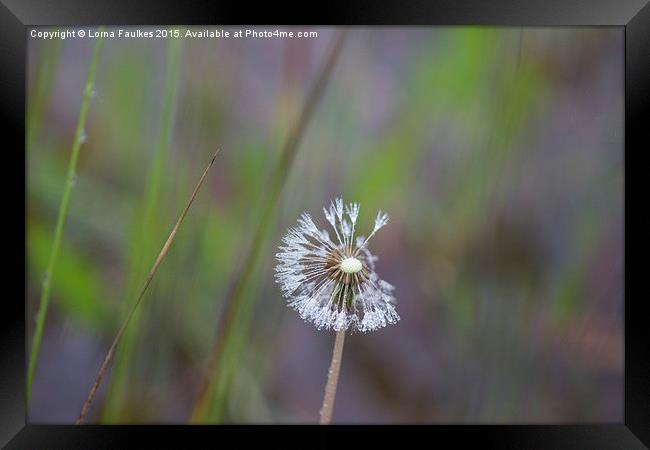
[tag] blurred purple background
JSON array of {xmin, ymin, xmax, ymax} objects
[{"xmin": 27, "ymin": 26, "xmax": 623, "ymax": 423}]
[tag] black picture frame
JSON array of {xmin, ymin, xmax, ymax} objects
[{"xmin": 2, "ymin": 1, "xmax": 648, "ymax": 447}]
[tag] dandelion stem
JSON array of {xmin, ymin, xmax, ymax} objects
[
  {"xmin": 319, "ymin": 329, "xmax": 346, "ymax": 424},
  {"xmin": 27, "ymin": 31, "xmax": 104, "ymax": 404},
  {"xmin": 75, "ymin": 148, "xmax": 220, "ymax": 424}
]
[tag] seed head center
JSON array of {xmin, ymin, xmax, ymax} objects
[{"xmin": 340, "ymin": 257, "xmax": 363, "ymax": 274}]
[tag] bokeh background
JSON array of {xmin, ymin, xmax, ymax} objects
[{"xmin": 27, "ymin": 26, "xmax": 623, "ymax": 423}]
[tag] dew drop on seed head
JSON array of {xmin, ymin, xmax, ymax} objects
[
  {"xmin": 90, "ymin": 88, "xmax": 97, "ymax": 99},
  {"xmin": 69, "ymin": 175, "xmax": 78, "ymax": 188},
  {"xmin": 79, "ymin": 131, "xmax": 87, "ymax": 144}
]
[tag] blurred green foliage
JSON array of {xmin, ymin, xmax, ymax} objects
[{"xmin": 27, "ymin": 27, "xmax": 623, "ymax": 423}]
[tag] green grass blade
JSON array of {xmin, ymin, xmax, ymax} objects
[
  {"xmin": 27, "ymin": 30, "xmax": 105, "ymax": 404},
  {"xmin": 101, "ymin": 36, "xmax": 183, "ymax": 422}
]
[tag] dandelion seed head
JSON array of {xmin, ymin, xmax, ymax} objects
[{"xmin": 275, "ymin": 197, "xmax": 399, "ymax": 333}]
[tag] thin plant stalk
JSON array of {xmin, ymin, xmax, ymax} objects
[
  {"xmin": 27, "ymin": 31, "xmax": 105, "ymax": 403},
  {"xmin": 189, "ymin": 30, "xmax": 348, "ymax": 422},
  {"xmin": 75, "ymin": 148, "xmax": 220, "ymax": 424},
  {"xmin": 319, "ymin": 329, "xmax": 346, "ymax": 424}
]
